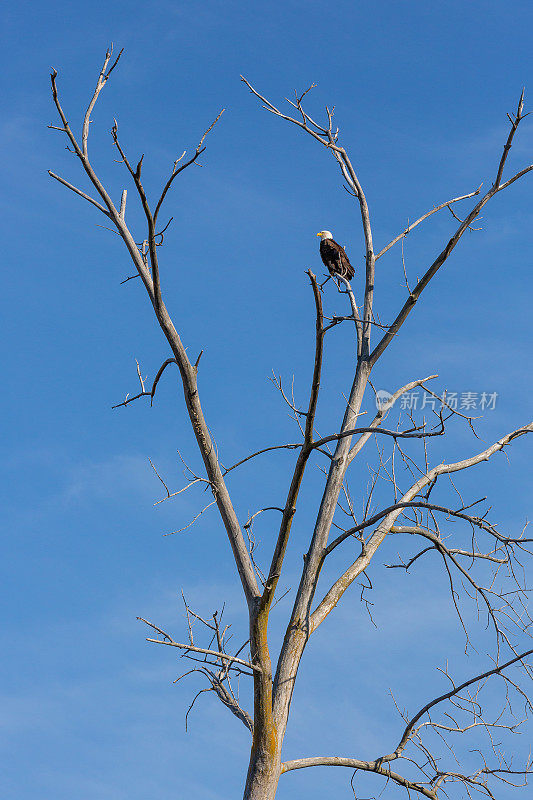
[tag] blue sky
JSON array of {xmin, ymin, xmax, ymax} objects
[{"xmin": 2, "ymin": 1, "xmax": 532, "ymax": 798}]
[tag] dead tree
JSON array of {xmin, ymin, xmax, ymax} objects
[{"xmin": 49, "ymin": 48, "xmax": 533, "ymax": 800}]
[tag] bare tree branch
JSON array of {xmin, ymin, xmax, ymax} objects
[
  {"xmin": 259, "ymin": 271, "xmax": 325, "ymax": 612},
  {"xmin": 311, "ymin": 423, "xmax": 532, "ymax": 632},
  {"xmin": 138, "ymin": 617, "xmax": 258, "ymax": 672},
  {"xmin": 369, "ymin": 92, "xmax": 531, "ymax": 367},
  {"xmin": 375, "ymin": 187, "xmax": 482, "ymax": 261},
  {"xmin": 281, "ymin": 757, "xmax": 437, "ymax": 799},
  {"xmin": 153, "ymin": 109, "xmax": 224, "ymax": 224},
  {"xmin": 347, "ymin": 374, "xmax": 438, "ymax": 464},
  {"xmin": 50, "ymin": 53, "xmax": 260, "ymax": 608},
  {"xmin": 112, "ymin": 358, "xmax": 177, "ymax": 408},
  {"xmin": 383, "ymin": 647, "xmax": 533, "ymax": 763},
  {"xmin": 48, "ymin": 170, "xmax": 111, "ymax": 215}
]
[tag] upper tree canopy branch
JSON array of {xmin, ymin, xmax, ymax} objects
[
  {"xmin": 370, "ymin": 92, "xmax": 532, "ymax": 367},
  {"xmin": 153, "ymin": 108, "xmax": 224, "ymax": 224},
  {"xmin": 325, "ymin": 134, "xmax": 375, "ymax": 357},
  {"xmin": 47, "ymin": 170, "xmax": 111, "ymax": 216},
  {"xmin": 82, "ymin": 46, "xmax": 123, "ymax": 158},
  {"xmin": 241, "ymin": 78, "xmax": 376, "ymax": 358},
  {"xmin": 494, "ymin": 88, "xmax": 525, "ymax": 188},
  {"xmin": 240, "ymin": 76, "xmax": 331, "ymax": 147},
  {"xmin": 222, "ymin": 444, "xmax": 304, "ymax": 475},
  {"xmin": 375, "ymin": 186, "xmax": 482, "ymax": 261},
  {"xmin": 259, "ymin": 271, "xmax": 325, "ymax": 612},
  {"xmin": 110, "ymin": 122, "xmax": 165, "ymax": 309},
  {"xmin": 49, "ymin": 56, "xmax": 154, "ymax": 300},
  {"xmin": 50, "ymin": 52, "xmax": 260, "ymax": 609},
  {"xmin": 112, "ymin": 357, "xmax": 177, "ymax": 408}
]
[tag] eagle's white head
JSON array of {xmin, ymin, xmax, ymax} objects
[{"xmin": 317, "ymin": 230, "xmax": 333, "ymax": 240}]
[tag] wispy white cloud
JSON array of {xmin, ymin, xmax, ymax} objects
[{"xmin": 58, "ymin": 453, "xmax": 156, "ymax": 505}]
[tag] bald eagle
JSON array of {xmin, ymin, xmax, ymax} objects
[{"xmin": 317, "ymin": 231, "xmax": 355, "ymax": 280}]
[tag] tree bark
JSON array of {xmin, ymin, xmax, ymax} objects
[
  {"xmin": 243, "ymin": 753, "xmax": 281, "ymax": 800},
  {"xmin": 243, "ymin": 606, "xmax": 281, "ymax": 800}
]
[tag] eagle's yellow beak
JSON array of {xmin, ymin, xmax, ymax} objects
[{"xmin": 316, "ymin": 232, "xmax": 322, "ymax": 237}]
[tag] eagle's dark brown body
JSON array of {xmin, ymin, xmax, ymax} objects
[{"xmin": 320, "ymin": 237, "xmax": 355, "ymax": 279}]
